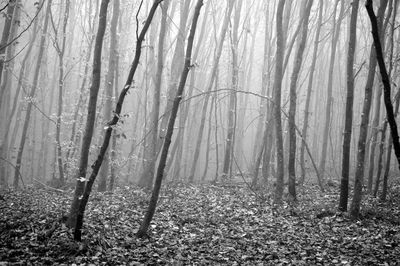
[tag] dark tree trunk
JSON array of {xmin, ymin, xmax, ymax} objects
[
  {"xmin": 273, "ymin": 0, "xmax": 286, "ymax": 204},
  {"xmin": 73, "ymin": 0, "xmax": 162, "ymax": 241},
  {"xmin": 136, "ymin": 0, "xmax": 203, "ymax": 238},
  {"xmin": 338, "ymin": 0, "xmax": 360, "ymax": 212},
  {"xmin": 68, "ymin": 0, "xmax": 110, "ymax": 230},
  {"xmin": 351, "ymin": 0, "xmax": 388, "ymax": 218}
]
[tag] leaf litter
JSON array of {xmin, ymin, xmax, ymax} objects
[{"xmin": 1, "ymin": 182, "xmax": 400, "ymax": 265}]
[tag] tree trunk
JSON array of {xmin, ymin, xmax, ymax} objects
[
  {"xmin": 222, "ymin": 0, "xmax": 242, "ymax": 178},
  {"xmin": 318, "ymin": 0, "xmax": 344, "ymax": 180},
  {"xmin": 366, "ymin": 0, "xmax": 400, "ymax": 200},
  {"xmin": 13, "ymin": 0, "xmax": 52, "ymax": 189},
  {"xmin": 338, "ymin": 0, "xmax": 360, "ymax": 212},
  {"xmin": 137, "ymin": 0, "xmax": 169, "ymax": 189},
  {"xmin": 136, "ymin": 0, "xmax": 203, "ymax": 237},
  {"xmin": 350, "ymin": 0, "xmax": 388, "ymax": 218},
  {"xmin": 300, "ymin": 0, "xmax": 323, "ymax": 185},
  {"xmin": 288, "ymin": 0, "xmax": 313, "ymax": 201},
  {"xmin": 273, "ymin": 0, "xmax": 286, "ymax": 204},
  {"xmin": 188, "ymin": 0, "xmax": 234, "ymax": 182},
  {"xmin": 98, "ymin": 0, "xmax": 120, "ymax": 192},
  {"xmin": 73, "ymin": 0, "xmax": 162, "ymax": 241},
  {"xmin": 0, "ymin": 0, "xmax": 16, "ymax": 104},
  {"xmin": 68, "ymin": 0, "xmax": 110, "ymax": 229}
]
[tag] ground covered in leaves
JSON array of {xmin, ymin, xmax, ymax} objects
[{"xmin": 1, "ymin": 181, "xmax": 400, "ymax": 265}]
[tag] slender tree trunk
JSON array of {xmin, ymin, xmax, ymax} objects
[
  {"xmin": 137, "ymin": 0, "xmax": 169, "ymax": 189},
  {"xmin": 222, "ymin": 0, "xmax": 242, "ymax": 177},
  {"xmin": 136, "ymin": 0, "xmax": 203, "ymax": 237},
  {"xmin": 98, "ymin": 0, "xmax": 120, "ymax": 192},
  {"xmin": 338, "ymin": 0, "xmax": 360, "ymax": 212},
  {"xmin": 188, "ymin": 0, "xmax": 234, "ymax": 182},
  {"xmin": 0, "ymin": 0, "xmax": 16, "ymax": 104},
  {"xmin": 366, "ymin": 0, "xmax": 400, "ymax": 200},
  {"xmin": 73, "ymin": 0, "xmax": 162, "ymax": 241},
  {"xmin": 288, "ymin": 0, "xmax": 313, "ymax": 201},
  {"xmin": 351, "ymin": 0, "xmax": 388, "ymax": 218},
  {"xmin": 300, "ymin": 0, "xmax": 323, "ymax": 185},
  {"xmin": 68, "ymin": 0, "xmax": 110, "ymax": 229},
  {"xmin": 13, "ymin": 0, "xmax": 52, "ymax": 189},
  {"xmin": 273, "ymin": 0, "xmax": 286, "ymax": 204},
  {"xmin": 318, "ymin": 0, "xmax": 343, "ymax": 180},
  {"xmin": 0, "ymin": 0, "xmax": 21, "ymax": 187}
]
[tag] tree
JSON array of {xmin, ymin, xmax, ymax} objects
[
  {"xmin": 338, "ymin": 0, "xmax": 360, "ymax": 212},
  {"xmin": 74, "ymin": 0, "xmax": 163, "ymax": 241},
  {"xmin": 299, "ymin": 0, "xmax": 323, "ymax": 185},
  {"xmin": 13, "ymin": 0, "xmax": 52, "ymax": 189},
  {"xmin": 98, "ymin": 0, "xmax": 120, "ymax": 192},
  {"xmin": 68, "ymin": 0, "xmax": 110, "ymax": 229},
  {"xmin": 273, "ymin": 0, "xmax": 286, "ymax": 204},
  {"xmin": 50, "ymin": 0, "xmax": 71, "ymax": 186},
  {"xmin": 0, "ymin": 0, "xmax": 16, "ymax": 103},
  {"xmin": 136, "ymin": 0, "xmax": 203, "ymax": 237},
  {"xmin": 222, "ymin": 0, "xmax": 242, "ymax": 178},
  {"xmin": 287, "ymin": 0, "xmax": 313, "ymax": 201},
  {"xmin": 188, "ymin": 0, "xmax": 234, "ymax": 183},
  {"xmin": 366, "ymin": 0, "xmax": 400, "ymax": 200},
  {"xmin": 137, "ymin": 0, "xmax": 170, "ymax": 189},
  {"xmin": 318, "ymin": 0, "xmax": 344, "ymax": 181},
  {"xmin": 350, "ymin": 0, "xmax": 388, "ymax": 218}
]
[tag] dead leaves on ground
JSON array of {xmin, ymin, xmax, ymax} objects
[{"xmin": 1, "ymin": 183, "xmax": 400, "ymax": 265}]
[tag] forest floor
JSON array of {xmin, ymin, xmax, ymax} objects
[{"xmin": 1, "ymin": 180, "xmax": 400, "ymax": 265}]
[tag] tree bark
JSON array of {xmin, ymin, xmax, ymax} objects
[
  {"xmin": 74, "ymin": 0, "xmax": 162, "ymax": 241},
  {"xmin": 98, "ymin": 0, "xmax": 120, "ymax": 192},
  {"xmin": 350, "ymin": 0, "xmax": 388, "ymax": 218},
  {"xmin": 222, "ymin": 0, "xmax": 242, "ymax": 178},
  {"xmin": 136, "ymin": 0, "xmax": 203, "ymax": 238},
  {"xmin": 188, "ymin": 0, "xmax": 234, "ymax": 183},
  {"xmin": 68, "ymin": 0, "xmax": 110, "ymax": 229},
  {"xmin": 300, "ymin": 0, "xmax": 323, "ymax": 185},
  {"xmin": 338, "ymin": 0, "xmax": 360, "ymax": 212},
  {"xmin": 13, "ymin": 0, "xmax": 52, "ymax": 189},
  {"xmin": 273, "ymin": 0, "xmax": 286, "ymax": 204},
  {"xmin": 318, "ymin": 0, "xmax": 344, "ymax": 180},
  {"xmin": 288, "ymin": 0, "xmax": 313, "ymax": 201}
]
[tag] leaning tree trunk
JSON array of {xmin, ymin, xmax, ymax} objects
[
  {"xmin": 288, "ymin": 0, "xmax": 313, "ymax": 202},
  {"xmin": 13, "ymin": 0, "xmax": 52, "ymax": 189},
  {"xmin": 68, "ymin": 0, "xmax": 110, "ymax": 229},
  {"xmin": 338, "ymin": 0, "xmax": 360, "ymax": 212},
  {"xmin": 73, "ymin": 0, "xmax": 163, "ymax": 241},
  {"xmin": 366, "ymin": 0, "xmax": 400, "ymax": 200},
  {"xmin": 98, "ymin": 0, "xmax": 120, "ymax": 192},
  {"xmin": 350, "ymin": 0, "xmax": 388, "ymax": 218},
  {"xmin": 136, "ymin": 0, "xmax": 203, "ymax": 237},
  {"xmin": 273, "ymin": 0, "xmax": 286, "ymax": 204}
]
